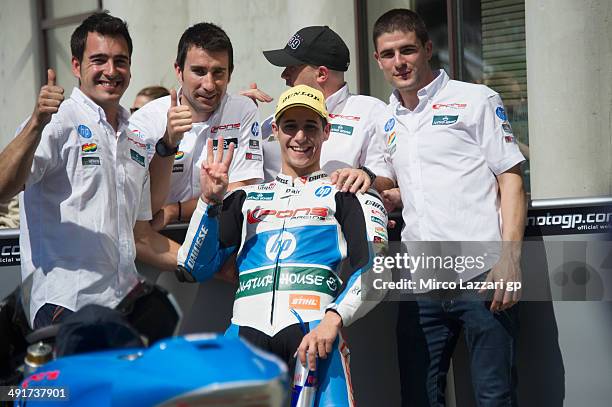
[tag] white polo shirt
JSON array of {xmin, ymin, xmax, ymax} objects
[
  {"xmin": 19, "ymin": 87, "xmax": 152, "ymax": 325},
  {"xmin": 381, "ymin": 70, "xmax": 525, "ymax": 244},
  {"xmin": 261, "ymin": 84, "xmax": 392, "ymax": 181},
  {"xmin": 129, "ymin": 91, "xmax": 264, "ymax": 204}
]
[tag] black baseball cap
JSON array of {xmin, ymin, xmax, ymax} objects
[{"xmin": 263, "ymin": 26, "xmax": 350, "ymax": 72}]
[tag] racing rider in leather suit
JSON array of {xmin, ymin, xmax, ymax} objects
[{"xmin": 176, "ymin": 85, "xmax": 388, "ymax": 406}]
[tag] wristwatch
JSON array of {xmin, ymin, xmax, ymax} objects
[
  {"xmin": 155, "ymin": 138, "xmax": 179, "ymax": 157},
  {"xmin": 359, "ymin": 166, "xmax": 377, "ymax": 184}
]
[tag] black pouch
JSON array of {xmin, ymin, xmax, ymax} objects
[{"xmin": 115, "ymin": 280, "xmax": 181, "ymax": 345}]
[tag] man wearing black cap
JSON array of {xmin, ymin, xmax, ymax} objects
[{"xmin": 249, "ymin": 26, "xmax": 394, "ymax": 193}]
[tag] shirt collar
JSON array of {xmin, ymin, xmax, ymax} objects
[
  {"xmin": 389, "ymin": 69, "xmax": 449, "ymax": 113},
  {"xmin": 274, "ymin": 170, "xmax": 328, "ymax": 186},
  {"xmin": 70, "ymin": 87, "xmax": 130, "ymax": 128},
  {"xmin": 325, "ymin": 83, "xmax": 349, "ymax": 112}
]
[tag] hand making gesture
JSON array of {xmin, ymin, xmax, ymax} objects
[
  {"xmin": 33, "ymin": 69, "xmax": 64, "ymax": 128},
  {"xmin": 165, "ymin": 88, "xmax": 191, "ymax": 147},
  {"xmin": 200, "ymin": 137, "xmax": 235, "ymax": 205}
]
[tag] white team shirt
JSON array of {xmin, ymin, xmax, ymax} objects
[
  {"xmin": 19, "ymin": 87, "xmax": 152, "ymax": 325},
  {"xmin": 129, "ymin": 90, "xmax": 264, "ymax": 204},
  {"xmin": 382, "ymin": 69, "xmax": 525, "ymax": 244},
  {"xmin": 261, "ymin": 84, "xmax": 392, "ymax": 181}
]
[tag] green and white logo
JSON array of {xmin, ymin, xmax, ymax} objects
[
  {"xmin": 432, "ymin": 115, "xmax": 458, "ymax": 125},
  {"xmin": 330, "ymin": 124, "xmax": 354, "ymax": 135},
  {"xmin": 235, "ymin": 267, "xmax": 340, "ymax": 299}
]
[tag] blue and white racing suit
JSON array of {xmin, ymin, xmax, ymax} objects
[{"xmin": 177, "ymin": 171, "xmax": 388, "ymax": 406}]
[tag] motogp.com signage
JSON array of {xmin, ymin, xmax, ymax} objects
[
  {"xmin": 0, "ymin": 238, "xmax": 20, "ymax": 266},
  {"xmin": 525, "ymin": 206, "xmax": 612, "ymax": 237}
]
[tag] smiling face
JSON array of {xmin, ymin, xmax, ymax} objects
[
  {"xmin": 71, "ymin": 32, "xmax": 131, "ymax": 111},
  {"xmin": 176, "ymin": 46, "xmax": 230, "ymax": 122},
  {"xmin": 273, "ymin": 106, "xmax": 330, "ymax": 177},
  {"xmin": 374, "ymin": 30, "xmax": 433, "ymax": 96}
]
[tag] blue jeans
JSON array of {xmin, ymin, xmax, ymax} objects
[{"xmin": 397, "ymin": 294, "xmax": 519, "ymax": 407}]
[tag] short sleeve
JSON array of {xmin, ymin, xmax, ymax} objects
[
  {"xmin": 21, "ymin": 118, "xmax": 63, "ymax": 187},
  {"xmin": 137, "ymin": 170, "xmax": 152, "ymax": 221},
  {"xmin": 362, "ymin": 101, "xmax": 395, "ymax": 179},
  {"xmin": 478, "ymin": 93, "xmax": 525, "ymax": 175},
  {"xmin": 228, "ymin": 102, "xmax": 264, "ymax": 183}
]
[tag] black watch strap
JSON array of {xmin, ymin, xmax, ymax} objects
[
  {"xmin": 359, "ymin": 166, "xmax": 377, "ymax": 183},
  {"xmin": 155, "ymin": 138, "xmax": 179, "ymax": 157}
]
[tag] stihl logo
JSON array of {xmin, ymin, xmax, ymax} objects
[
  {"xmin": 211, "ymin": 123, "xmax": 241, "ymax": 133},
  {"xmin": 289, "ymin": 294, "xmax": 320, "ymax": 310},
  {"xmin": 247, "ymin": 207, "xmax": 328, "ymax": 224}
]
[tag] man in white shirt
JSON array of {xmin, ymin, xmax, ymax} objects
[
  {"xmin": 373, "ymin": 9, "xmax": 526, "ymax": 407},
  {"xmin": 246, "ymin": 26, "xmax": 394, "ymax": 193},
  {"xmin": 130, "ymin": 23, "xmax": 264, "ymax": 230},
  {"xmin": 0, "ymin": 12, "xmax": 179, "ymax": 329}
]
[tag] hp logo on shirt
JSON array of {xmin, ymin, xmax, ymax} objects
[
  {"xmin": 265, "ymin": 231, "xmax": 297, "ymax": 260},
  {"xmin": 251, "ymin": 122, "xmax": 260, "ymax": 137},
  {"xmin": 315, "ymin": 186, "xmax": 332, "ymax": 198},
  {"xmin": 384, "ymin": 118, "xmax": 396, "ymax": 132}
]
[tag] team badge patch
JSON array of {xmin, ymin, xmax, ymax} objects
[
  {"xmin": 130, "ymin": 149, "xmax": 145, "ymax": 167},
  {"xmin": 495, "ymin": 107, "xmax": 507, "ymax": 121},
  {"xmin": 384, "ymin": 118, "xmax": 396, "ymax": 132},
  {"xmin": 77, "ymin": 125, "xmax": 92, "ymax": 139},
  {"xmin": 251, "ymin": 122, "xmax": 260, "ymax": 137},
  {"xmin": 432, "ymin": 115, "xmax": 458, "ymax": 125},
  {"xmin": 82, "ymin": 156, "xmax": 100, "ymax": 166},
  {"xmin": 81, "ymin": 143, "xmax": 97, "ymax": 153},
  {"xmin": 330, "ymin": 124, "xmax": 354, "ymax": 135}
]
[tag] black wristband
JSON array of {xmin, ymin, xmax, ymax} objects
[
  {"xmin": 155, "ymin": 138, "xmax": 179, "ymax": 157},
  {"xmin": 177, "ymin": 201, "xmax": 182, "ymax": 222},
  {"xmin": 359, "ymin": 166, "xmax": 377, "ymax": 183}
]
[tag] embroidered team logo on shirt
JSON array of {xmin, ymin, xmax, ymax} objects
[
  {"xmin": 386, "ymin": 131, "xmax": 397, "ymax": 156},
  {"xmin": 330, "ymin": 123, "xmax": 354, "ymax": 135},
  {"xmin": 77, "ymin": 125, "xmax": 92, "ymax": 139},
  {"xmin": 384, "ymin": 118, "xmax": 396, "ymax": 132},
  {"xmin": 81, "ymin": 143, "xmax": 97, "ymax": 153},
  {"xmin": 432, "ymin": 115, "xmax": 458, "ymax": 125}
]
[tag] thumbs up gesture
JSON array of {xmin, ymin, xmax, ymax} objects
[
  {"xmin": 165, "ymin": 88, "xmax": 192, "ymax": 148},
  {"xmin": 33, "ymin": 69, "xmax": 64, "ymax": 128}
]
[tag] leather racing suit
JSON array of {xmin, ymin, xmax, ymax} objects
[{"xmin": 177, "ymin": 171, "xmax": 388, "ymax": 406}]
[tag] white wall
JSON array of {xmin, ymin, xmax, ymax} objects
[
  {"xmin": 104, "ymin": 0, "xmax": 357, "ymax": 121},
  {"xmin": 526, "ymin": 0, "xmax": 612, "ymax": 199},
  {"xmin": 0, "ymin": 0, "xmax": 40, "ymax": 149}
]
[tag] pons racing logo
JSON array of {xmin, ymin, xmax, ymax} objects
[
  {"xmin": 211, "ymin": 123, "xmax": 241, "ymax": 133},
  {"xmin": 247, "ymin": 207, "xmax": 329, "ymax": 224},
  {"xmin": 265, "ymin": 231, "xmax": 297, "ymax": 260}
]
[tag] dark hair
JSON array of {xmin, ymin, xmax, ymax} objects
[
  {"xmin": 176, "ymin": 23, "xmax": 233, "ymax": 73},
  {"xmin": 71, "ymin": 11, "xmax": 133, "ymax": 62},
  {"xmin": 136, "ymin": 86, "xmax": 170, "ymax": 100},
  {"xmin": 372, "ymin": 9, "xmax": 430, "ymax": 50}
]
